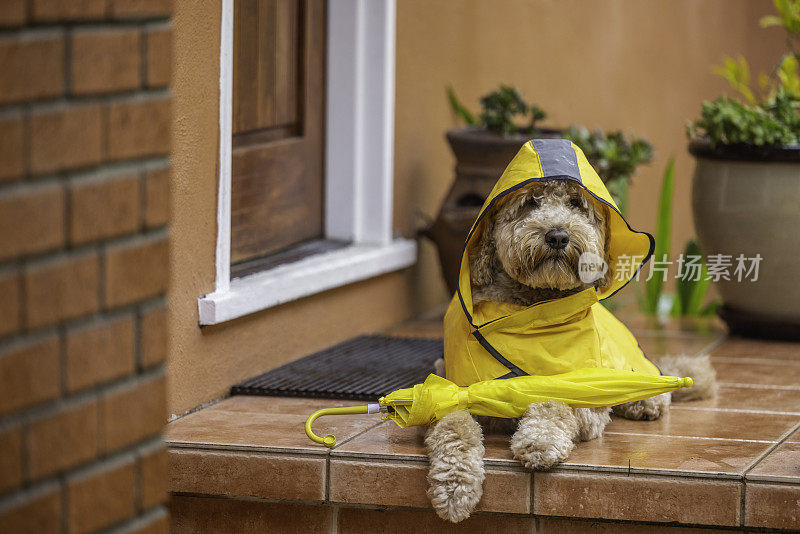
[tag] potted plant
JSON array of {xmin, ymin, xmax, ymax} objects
[
  {"xmin": 687, "ymin": 0, "xmax": 800, "ymax": 339},
  {"xmin": 423, "ymin": 85, "xmax": 652, "ymax": 294}
]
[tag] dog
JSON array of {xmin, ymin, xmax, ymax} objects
[{"xmin": 428, "ymin": 177, "xmax": 717, "ymax": 523}]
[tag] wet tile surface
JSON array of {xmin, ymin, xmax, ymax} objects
[
  {"xmin": 165, "ymin": 396, "xmax": 380, "ymax": 453},
  {"xmin": 711, "ymin": 360, "xmax": 800, "ymax": 388},
  {"xmin": 563, "ymin": 432, "xmax": 772, "ymax": 476},
  {"xmin": 747, "ymin": 441, "xmax": 800, "ymax": 482},
  {"xmin": 332, "ymin": 420, "xmax": 426, "ymax": 459},
  {"xmin": 682, "ymin": 384, "xmax": 800, "ymax": 414},
  {"xmin": 712, "ymin": 337, "xmax": 800, "ymax": 361},
  {"xmin": 166, "ymin": 322, "xmax": 800, "ymax": 529},
  {"xmin": 635, "ymin": 331, "xmax": 725, "ymax": 357},
  {"xmin": 605, "ymin": 406, "xmax": 799, "ymax": 442}
]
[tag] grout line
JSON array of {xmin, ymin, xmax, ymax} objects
[
  {"xmin": 672, "ymin": 406, "xmax": 800, "ymax": 416},
  {"xmin": 743, "ymin": 419, "xmax": 800, "ymax": 476},
  {"xmin": 325, "ymin": 447, "xmax": 331, "ymax": 504},
  {"xmin": 330, "ymin": 505, "xmax": 339, "ymax": 534},
  {"xmin": 718, "ymin": 382, "xmax": 800, "ymax": 391},
  {"xmin": 60, "ymin": 474, "xmax": 68, "ymax": 534},
  {"xmin": 603, "ymin": 432, "xmax": 776, "ymax": 444},
  {"xmin": 139, "ymin": 23, "xmax": 148, "ymax": 89},
  {"xmin": 739, "ymin": 479, "xmax": 746, "ymax": 528},
  {"xmin": 167, "ymin": 394, "xmax": 229, "ymax": 422},
  {"xmin": 63, "ymin": 27, "xmax": 71, "ymax": 98},
  {"xmin": 700, "ymin": 331, "xmax": 728, "ymax": 355},
  {"xmin": 166, "ymin": 442, "xmax": 328, "ymax": 458},
  {"xmin": 530, "ymin": 469, "xmax": 535, "ymax": 516},
  {"xmin": 133, "ymin": 306, "xmax": 143, "ymax": 372},
  {"xmin": 329, "ymin": 420, "xmax": 386, "ymax": 451},
  {"xmin": 0, "ymin": 365, "xmax": 165, "ymax": 429},
  {"xmin": 738, "ymin": 419, "xmax": 800, "ymax": 526},
  {"xmin": 0, "ymin": 219, "xmax": 168, "ymax": 274},
  {"xmin": 713, "ymin": 356, "xmax": 800, "ymax": 366},
  {"xmin": 548, "ymin": 464, "xmax": 744, "ymax": 482},
  {"xmin": 0, "ymin": 86, "xmax": 170, "ymax": 116},
  {"xmin": 137, "ymin": 168, "xmax": 147, "ymax": 231}
]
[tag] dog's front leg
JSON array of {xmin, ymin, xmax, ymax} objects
[
  {"xmin": 511, "ymin": 401, "xmax": 579, "ymax": 470},
  {"xmin": 612, "ymin": 392, "xmax": 671, "ymax": 420},
  {"xmin": 574, "ymin": 406, "xmax": 611, "ymax": 441},
  {"xmin": 425, "ymin": 409, "xmax": 485, "ymax": 523}
]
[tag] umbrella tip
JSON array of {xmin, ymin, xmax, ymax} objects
[{"xmin": 681, "ymin": 377, "xmax": 693, "ymax": 388}]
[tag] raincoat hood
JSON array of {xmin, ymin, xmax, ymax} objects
[{"xmin": 444, "ymin": 139, "xmax": 657, "ymax": 386}]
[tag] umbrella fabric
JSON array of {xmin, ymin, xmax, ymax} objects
[
  {"xmin": 379, "ymin": 370, "xmax": 692, "ymax": 429},
  {"xmin": 444, "ymin": 139, "xmax": 657, "ymax": 385}
]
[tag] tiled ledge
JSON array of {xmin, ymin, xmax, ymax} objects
[{"xmin": 166, "ymin": 325, "xmax": 800, "ymax": 532}]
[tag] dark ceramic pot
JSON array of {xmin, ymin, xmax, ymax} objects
[
  {"xmin": 422, "ymin": 127, "xmax": 562, "ymax": 295},
  {"xmin": 689, "ymin": 139, "xmax": 800, "ymax": 340}
]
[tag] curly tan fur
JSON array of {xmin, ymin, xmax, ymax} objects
[
  {"xmin": 425, "ymin": 410, "xmax": 485, "ymax": 522},
  {"xmin": 511, "ymin": 401, "xmax": 579, "ymax": 470},
  {"xmin": 655, "ymin": 353, "xmax": 718, "ymax": 402},
  {"xmin": 575, "ymin": 406, "xmax": 612, "ymax": 441},
  {"xmin": 471, "ymin": 180, "xmax": 610, "ymax": 306},
  {"xmin": 612, "ymin": 392, "xmax": 671, "ymax": 420}
]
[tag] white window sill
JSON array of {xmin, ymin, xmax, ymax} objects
[{"xmin": 198, "ymin": 238, "xmax": 417, "ymax": 325}]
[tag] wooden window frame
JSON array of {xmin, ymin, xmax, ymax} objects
[{"xmin": 199, "ymin": 0, "xmax": 416, "ymax": 325}]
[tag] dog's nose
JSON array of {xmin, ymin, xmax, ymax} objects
[{"xmin": 545, "ymin": 228, "xmax": 569, "ymax": 250}]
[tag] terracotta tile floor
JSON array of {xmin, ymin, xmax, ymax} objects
[{"xmin": 166, "ymin": 315, "xmax": 800, "ymax": 531}]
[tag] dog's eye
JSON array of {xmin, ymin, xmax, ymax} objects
[
  {"xmin": 525, "ymin": 197, "xmax": 539, "ymax": 209},
  {"xmin": 569, "ymin": 198, "xmax": 582, "ymax": 208}
]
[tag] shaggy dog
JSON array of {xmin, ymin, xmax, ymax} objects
[{"xmin": 428, "ymin": 179, "xmax": 717, "ymax": 522}]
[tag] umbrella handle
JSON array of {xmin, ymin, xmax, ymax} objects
[{"xmin": 305, "ymin": 405, "xmax": 380, "ymax": 448}]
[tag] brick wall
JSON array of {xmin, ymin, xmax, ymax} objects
[{"xmin": 0, "ymin": 1, "xmax": 171, "ymax": 533}]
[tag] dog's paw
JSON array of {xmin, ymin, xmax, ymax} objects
[
  {"xmin": 613, "ymin": 392, "xmax": 671, "ymax": 420},
  {"xmin": 510, "ymin": 401, "xmax": 578, "ymax": 470},
  {"xmin": 425, "ymin": 410, "xmax": 484, "ymax": 523},
  {"xmin": 574, "ymin": 406, "xmax": 611, "ymax": 442},
  {"xmin": 427, "ymin": 470, "xmax": 483, "ymax": 523}
]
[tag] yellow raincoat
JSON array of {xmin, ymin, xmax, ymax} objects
[{"xmin": 444, "ymin": 139, "xmax": 657, "ymax": 386}]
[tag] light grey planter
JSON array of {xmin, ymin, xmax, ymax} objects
[{"xmin": 690, "ymin": 140, "xmax": 800, "ymax": 339}]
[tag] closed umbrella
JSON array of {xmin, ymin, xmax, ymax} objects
[{"xmin": 305, "ymin": 369, "xmax": 692, "ymax": 447}]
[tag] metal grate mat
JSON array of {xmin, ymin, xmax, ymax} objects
[{"xmin": 231, "ymin": 335, "xmax": 443, "ymax": 401}]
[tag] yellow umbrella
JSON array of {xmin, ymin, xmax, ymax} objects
[{"xmin": 305, "ymin": 369, "xmax": 693, "ymax": 447}]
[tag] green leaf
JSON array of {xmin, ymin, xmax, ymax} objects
[
  {"xmin": 713, "ymin": 55, "xmax": 756, "ymax": 104},
  {"xmin": 446, "ymin": 86, "xmax": 477, "ymax": 126},
  {"xmin": 686, "ymin": 262, "xmax": 712, "ymax": 317},
  {"xmin": 761, "ymin": 14, "xmax": 784, "ymax": 27},
  {"xmin": 644, "ymin": 159, "xmax": 674, "ymax": 315},
  {"xmin": 675, "ymin": 239, "xmax": 698, "ymax": 315},
  {"xmin": 673, "ymin": 239, "xmax": 713, "ymax": 317},
  {"xmin": 669, "ymin": 290, "xmax": 683, "ymax": 317},
  {"xmin": 778, "ymin": 54, "xmax": 800, "ymax": 96}
]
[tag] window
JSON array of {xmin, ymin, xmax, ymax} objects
[
  {"xmin": 199, "ymin": 0, "xmax": 416, "ymax": 325},
  {"xmin": 230, "ymin": 0, "xmax": 326, "ymax": 268}
]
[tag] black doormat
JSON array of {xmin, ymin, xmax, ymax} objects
[{"xmin": 231, "ymin": 335, "xmax": 443, "ymax": 401}]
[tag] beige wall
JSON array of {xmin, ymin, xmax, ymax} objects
[
  {"xmin": 170, "ymin": 0, "xmax": 784, "ymax": 414},
  {"xmin": 395, "ymin": 0, "xmax": 786, "ymax": 312},
  {"xmin": 169, "ymin": 0, "xmax": 413, "ymax": 414}
]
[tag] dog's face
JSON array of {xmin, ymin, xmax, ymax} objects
[{"xmin": 470, "ymin": 180, "xmax": 611, "ymax": 292}]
